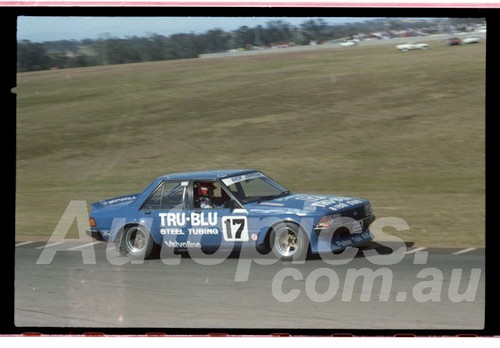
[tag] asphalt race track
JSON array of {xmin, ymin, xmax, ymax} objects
[{"xmin": 15, "ymin": 240, "xmax": 484, "ymax": 330}]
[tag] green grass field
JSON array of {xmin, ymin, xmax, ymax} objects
[{"xmin": 15, "ymin": 41, "xmax": 485, "ymax": 246}]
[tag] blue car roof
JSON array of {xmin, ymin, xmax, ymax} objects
[{"xmin": 157, "ymin": 169, "xmax": 257, "ymax": 181}]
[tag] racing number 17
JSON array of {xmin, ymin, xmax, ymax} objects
[{"xmin": 222, "ymin": 216, "xmax": 249, "ymax": 241}]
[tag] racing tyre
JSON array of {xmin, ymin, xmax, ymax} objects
[
  {"xmin": 270, "ymin": 222, "xmax": 309, "ymax": 261},
  {"xmin": 120, "ymin": 225, "xmax": 156, "ymax": 259}
]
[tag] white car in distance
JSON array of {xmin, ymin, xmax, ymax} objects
[
  {"xmin": 462, "ymin": 37, "xmax": 480, "ymax": 44},
  {"xmin": 396, "ymin": 42, "xmax": 429, "ymax": 51},
  {"xmin": 340, "ymin": 40, "xmax": 359, "ymax": 47}
]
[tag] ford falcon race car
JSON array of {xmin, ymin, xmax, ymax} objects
[{"xmin": 87, "ymin": 170, "xmax": 375, "ymax": 261}]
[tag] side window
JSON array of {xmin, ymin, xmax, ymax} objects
[
  {"xmin": 142, "ymin": 181, "xmax": 187, "ymax": 210},
  {"xmin": 161, "ymin": 186, "xmax": 186, "ymax": 209},
  {"xmin": 193, "ymin": 181, "xmax": 232, "ymax": 209}
]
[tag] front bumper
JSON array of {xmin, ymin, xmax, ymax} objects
[
  {"xmin": 312, "ymin": 227, "xmax": 374, "ymax": 253},
  {"xmin": 314, "ymin": 214, "xmax": 376, "ymax": 235},
  {"xmin": 361, "ymin": 215, "xmax": 376, "ymax": 230},
  {"xmin": 312, "ymin": 214, "xmax": 375, "ymax": 253}
]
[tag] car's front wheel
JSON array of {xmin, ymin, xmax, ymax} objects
[
  {"xmin": 120, "ymin": 225, "xmax": 156, "ymax": 259},
  {"xmin": 270, "ymin": 222, "xmax": 309, "ymax": 261}
]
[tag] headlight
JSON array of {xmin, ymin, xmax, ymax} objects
[
  {"xmin": 316, "ymin": 214, "xmax": 342, "ymax": 229},
  {"xmin": 364, "ymin": 203, "xmax": 373, "ymax": 216}
]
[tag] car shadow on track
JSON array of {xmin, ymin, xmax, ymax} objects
[
  {"xmin": 307, "ymin": 241, "xmax": 415, "ymax": 261},
  {"xmin": 152, "ymin": 241, "xmax": 415, "ymax": 262}
]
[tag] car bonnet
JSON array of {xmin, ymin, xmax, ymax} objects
[{"xmin": 246, "ymin": 193, "xmax": 366, "ymax": 215}]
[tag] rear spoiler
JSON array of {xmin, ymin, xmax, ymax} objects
[{"xmin": 91, "ymin": 193, "xmax": 139, "ymax": 209}]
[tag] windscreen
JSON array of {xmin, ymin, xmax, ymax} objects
[{"xmin": 221, "ymin": 172, "xmax": 289, "ymax": 204}]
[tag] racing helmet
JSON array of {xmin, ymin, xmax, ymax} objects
[{"xmin": 198, "ymin": 182, "xmax": 215, "ymax": 197}]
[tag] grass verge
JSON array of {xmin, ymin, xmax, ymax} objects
[{"xmin": 16, "ymin": 41, "xmax": 485, "ymax": 246}]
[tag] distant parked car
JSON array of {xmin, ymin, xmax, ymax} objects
[
  {"xmin": 340, "ymin": 40, "xmax": 358, "ymax": 47},
  {"xmin": 396, "ymin": 42, "xmax": 429, "ymax": 51},
  {"xmin": 446, "ymin": 37, "xmax": 461, "ymax": 45},
  {"xmin": 462, "ymin": 37, "xmax": 480, "ymax": 44}
]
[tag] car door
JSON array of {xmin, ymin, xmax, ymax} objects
[
  {"xmin": 137, "ymin": 180, "xmax": 189, "ymax": 246},
  {"xmin": 185, "ymin": 180, "xmax": 249, "ymax": 252}
]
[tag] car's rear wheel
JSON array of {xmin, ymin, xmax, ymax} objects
[
  {"xmin": 120, "ymin": 225, "xmax": 156, "ymax": 259},
  {"xmin": 270, "ymin": 222, "xmax": 309, "ymax": 261}
]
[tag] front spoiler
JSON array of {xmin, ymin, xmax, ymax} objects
[
  {"xmin": 86, "ymin": 229, "xmax": 105, "ymax": 241},
  {"xmin": 313, "ymin": 228, "xmax": 374, "ymax": 253}
]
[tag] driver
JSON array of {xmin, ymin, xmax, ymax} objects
[{"xmin": 197, "ymin": 182, "xmax": 216, "ymax": 209}]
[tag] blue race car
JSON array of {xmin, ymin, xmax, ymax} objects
[{"xmin": 87, "ymin": 169, "xmax": 375, "ymax": 261}]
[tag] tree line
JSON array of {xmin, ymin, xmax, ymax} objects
[{"xmin": 17, "ymin": 18, "xmax": 484, "ymax": 72}]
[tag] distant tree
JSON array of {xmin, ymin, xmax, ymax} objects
[
  {"xmin": 141, "ymin": 34, "xmax": 169, "ymax": 61},
  {"xmin": 46, "ymin": 51, "xmax": 68, "ymax": 68},
  {"xmin": 93, "ymin": 37, "xmax": 110, "ymax": 65},
  {"xmin": 17, "ymin": 40, "xmax": 51, "ymax": 71},
  {"xmin": 232, "ymin": 25, "xmax": 254, "ymax": 48},
  {"xmin": 64, "ymin": 54, "xmax": 89, "ymax": 68},
  {"xmin": 107, "ymin": 38, "xmax": 141, "ymax": 64},
  {"xmin": 203, "ymin": 29, "xmax": 230, "ymax": 52},
  {"xmin": 165, "ymin": 33, "xmax": 200, "ymax": 59},
  {"xmin": 262, "ymin": 20, "xmax": 292, "ymax": 44},
  {"xmin": 300, "ymin": 19, "xmax": 329, "ymax": 42}
]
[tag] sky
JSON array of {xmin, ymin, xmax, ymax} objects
[{"xmin": 17, "ymin": 16, "xmax": 373, "ymax": 42}]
